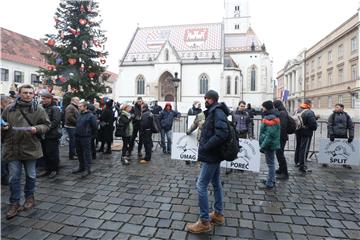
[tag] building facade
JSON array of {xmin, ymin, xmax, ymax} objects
[{"xmin": 115, "ymin": 0, "xmax": 273, "ymax": 110}]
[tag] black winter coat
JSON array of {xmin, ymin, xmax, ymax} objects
[
  {"xmin": 140, "ymin": 110, "xmax": 153, "ymax": 132},
  {"xmin": 277, "ymin": 109, "xmax": 289, "ymax": 142},
  {"xmin": 43, "ymin": 103, "xmax": 62, "ymax": 140},
  {"xmin": 327, "ymin": 111, "xmax": 354, "ymax": 139},
  {"xmin": 98, "ymin": 108, "xmax": 114, "ymax": 142},
  {"xmin": 198, "ymin": 102, "xmax": 230, "ymax": 164},
  {"xmin": 295, "ymin": 108, "xmax": 318, "ymax": 137}
]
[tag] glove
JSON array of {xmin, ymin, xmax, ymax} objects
[
  {"xmin": 330, "ymin": 135, "xmax": 335, "ymax": 142},
  {"xmin": 186, "ymin": 130, "xmax": 191, "ymax": 135},
  {"xmin": 260, "ymin": 148, "xmax": 265, "ymax": 153},
  {"xmin": 348, "ymin": 138, "xmax": 353, "ymax": 143}
]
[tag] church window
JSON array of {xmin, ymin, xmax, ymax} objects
[
  {"xmin": 235, "ymin": 24, "xmax": 239, "ymax": 30},
  {"xmin": 165, "ymin": 49, "xmax": 169, "ymax": 61},
  {"xmin": 226, "ymin": 76, "xmax": 231, "ymax": 95},
  {"xmin": 235, "ymin": 76, "xmax": 239, "ymax": 95},
  {"xmin": 199, "ymin": 74, "xmax": 209, "ymax": 94},
  {"xmin": 136, "ymin": 75, "xmax": 145, "ymax": 95},
  {"xmin": 251, "ymin": 67, "xmax": 256, "ymax": 91},
  {"xmin": 235, "ymin": 6, "xmax": 239, "ymax": 11}
]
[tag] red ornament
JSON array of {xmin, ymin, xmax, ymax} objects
[
  {"xmin": 88, "ymin": 72, "xmax": 96, "ymax": 79},
  {"xmin": 58, "ymin": 76, "xmax": 66, "ymax": 83},
  {"xmin": 68, "ymin": 58, "xmax": 77, "ymax": 65},
  {"xmin": 47, "ymin": 39, "xmax": 56, "ymax": 46},
  {"xmin": 80, "ymin": 64, "xmax": 85, "ymax": 72},
  {"xmin": 79, "ymin": 19, "xmax": 87, "ymax": 25},
  {"xmin": 100, "ymin": 59, "xmax": 106, "ymax": 64},
  {"xmin": 47, "ymin": 65, "xmax": 55, "ymax": 71}
]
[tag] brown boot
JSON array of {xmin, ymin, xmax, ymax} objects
[
  {"xmin": 6, "ymin": 203, "xmax": 22, "ymax": 220},
  {"xmin": 209, "ymin": 211, "xmax": 225, "ymax": 225},
  {"xmin": 23, "ymin": 196, "xmax": 35, "ymax": 210},
  {"xmin": 186, "ymin": 219, "xmax": 212, "ymax": 233}
]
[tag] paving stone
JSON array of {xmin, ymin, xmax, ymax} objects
[
  {"xmin": 290, "ymin": 225, "xmax": 306, "ymax": 234},
  {"xmin": 140, "ymin": 226, "xmax": 157, "ymax": 237},
  {"xmin": 215, "ymin": 226, "xmax": 237, "ymax": 237},
  {"xmin": 82, "ymin": 209, "xmax": 104, "ymax": 218},
  {"xmin": 326, "ymin": 227, "xmax": 347, "ymax": 238},
  {"xmin": 80, "ymin": 218, "xmax": 104, "ymax": 229},
  {"xmin": 21, "ymin": 229, "xmax": 50, "ymax": 240},
  {"xmin": 129, "ymin": 215, "xmax": 146, "ymax": 224},
  {"xmin": 57, "ymin": 226, "xmax": 78, "ymax": 236},
  {"xmin": 72, "ymin": 227, "xmax": 90, "ymax": 237},
  {"xmin": 253, "ymin": 229, "xmax": 276, "ymax": 240},
  {"xmin": 85, "ymin": 229, "xmax": 106, "ymax": 239},
  {"xmin": 344, "ymin": 229, "xmax": 360, "ymax": 240},
  {"xmin": 157, "ymin": 219, "xmax": 172, "ymax": 228},
  {"xmin": 304, "ymin": 226, "xmax": 329, "ymax": 237},
  {"xmin": 275, "ymin": 232, "xmax": 292, "ymax": 240},
  {"xmin": 100, "ymin": 231, "xmax": 118, "ymax": 240},
  {"xmin": 7, "ymin": 226, "xmax": 31, "ymax": 239},
  {"xmin": 272, "ymin": 215, "xmax": 292, "ymax": 223},
  {"xmin": 170, "ymin": 220, "xmax": 186, "ymax": 230},
  {"xmin": 120, "ymin": 223, "xmax": 143, "ymax": 235},
  {"xmin": 155, "ymin": 228, "xmax": 173, "ymax": 239},
  {"xmin": 42, "ymin": 222, "xmax": 64, "ymax": 233},
  {"xmin": 342, "ymin": 220, "xmax": 360, "ymax": 230},
  {"xmin": 269, "ymin": 223, "xmax": 291, "ymax": 233},
  {"xmin": 171, "ymin": 230, "xmax": 188, "ymax": 239},
  {"xmin": 100, "ymin": 221, "xmax": 123, "ymax": 231},
  {"xmin": 63, "ymin": 216, "xmax": 86, "ymax": 226},
  {"xmin": 305, "ymin": 217, "xmax": 328, "ymax": 227}
]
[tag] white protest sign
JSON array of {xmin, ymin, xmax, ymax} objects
[
  {"xmin": 318, "ymin": 138, "xmax": 360, "ymax": 166},
  {"xmin": 220, "ymin": 139, "xmax": 261, "ymax": 172},
  {"xmin": 187, "ymin": 115, "xmax": 196, "ymax": 132},
  {"xmin": 171, "ymin": 132, "xmax": 198, "ymax": 161}
]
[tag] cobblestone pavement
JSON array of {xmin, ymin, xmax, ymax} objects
[{"xmin": 1, "ymin": 144, "xmax": 360, "ymax": 240}]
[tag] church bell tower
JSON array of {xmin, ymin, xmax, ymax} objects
[{"xmin": 224, "ymin": 0, "xmax": 251, "ymax": 34}]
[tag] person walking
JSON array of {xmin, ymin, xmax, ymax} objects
[
  {"xmin": 65, "ymin": 97, "xmax": 80, "ymax": 160},
  {"xmin": 118, "ymin": 104, "xmax": 133, "ymax": 165},
  {"xmin": 139, "ymin": 103, "xmax": 154, "ymax": 164},
  {"xmin": 246, "ymin": 103, "xmax": 256, "ymax": 137},
  {"xmin": 1, "ymin": 84, "xmax": 50, "ymax": 219},
  {"xmin": 98, "ymin": 100, "xmax": 114, "ymax": 154},
  {"xmin": 325, "ymin": 103, "xmax": 354, "ymax": 168},
  {"xmin": 232, "ymin": 100, "xmax": 253, "ymax": 139},
  {"xmin": 159, "ymin": 103, "xmax": 180, "ymax": 154},
  {"xmin": 273, "ymin": 100, "xmax": 289, "ymax": 180},
  {"xmin": 72, "ymin": 101, "xmax": 97, "ymax": 178},
  {"xmin": 259, "ymin": 101, "xmax": 281, "ymax": 189},
  {"xmin": 186, "ymin": 90, "xmax": 229, "ymax": 233},
  {"xmin": 38, "ymin": 91, "xmax": 62, "ymax": 178},
  {"xmin": 294, "ymin": 99, "xmax": 318, "ymax": 173}
]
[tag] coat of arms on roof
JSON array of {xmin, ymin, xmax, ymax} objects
[
  {"xmin": 146, "ymin": 29, "xmax": 170, "ymax": 49},
  {"xmin": 184, "ymin": 28, "xmax": 208, "ymax": 48}
]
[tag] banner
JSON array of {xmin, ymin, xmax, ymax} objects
[
  {"xmin": 220, "ymin": 139, "xmax": 261, "ymax": 172},
  {"xmin": 318, "ymin": 138, "xmax": 360, "ymax": 166},
  {"xmin": 187, "ymin": 115, "xmax": 196, "ymax": 130},
  {"xmin": 171, "ymin": 132, "xmax": 198, "ymax": 161},
  {"xmin": 171, "ymin": 133, "xmax": 261, "ymax": 172}
]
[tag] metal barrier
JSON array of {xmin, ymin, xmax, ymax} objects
[{"xmin": 115, "ymin": 115, "xmax": 360, "ymax": 157}]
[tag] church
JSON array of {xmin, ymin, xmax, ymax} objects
[{"xmin": 115, "ymin": 0, "xmax": 273, "ymax": 110}]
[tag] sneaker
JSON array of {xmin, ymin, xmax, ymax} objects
[
  {"xmin": 321, "ymin": 164, "xmax": 328, "ymax": 168},
  {"xmin": 38, "ymin": 171, "xmax": 50, "ymax": 178},
  {"xmin": 138, "ymin": 153, "xmax": 143, "ymax": 158},
  {"xmin": 81, "ymin": 169, "xmax": 91, "ymax": 178},
  {"xmin": 6, "ymin": 203, "xmax": 22, "ymax": 220},
  {"xmin": 48, "ymin": 171, "xmax": 58, "ymax": 179},
  {"xmin": 260, "ymin": 179, "xmax": 275, "ymax": 189},
  {"xmin": 69, "ymin": 156, "xmax": 78, "ymax": 160},
  {"xmin": 23, "ymin": 196, "xmax": 35, "ymax": 210},
  {"xmin": 139, "ymin": 159, "xmax": 148, "ymax": 164},
  {"xmin": 121, "ymin": 157, "xmax": 129, "ymax": 165},
  {"xmin": 295, "ymin": 163, "xmax": 300, "ymax": 168},
  {"xmin": 209, "ymin": 211, "xmax": 225, "ymax": 225},
  {"xmin": 186, "ymin": 219, "xmax": 212, "ymax": 233},
  {"xmin": 299, "ymin": 167, "xmax": 312, "ymax": 174}
]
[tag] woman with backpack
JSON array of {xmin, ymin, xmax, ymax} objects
[
  {"xmin": 273, "ymin": 100, "xmax": 289, "ymax": 180},
  {"xmin": 118, "ymin": 104, "xmax": 133, "ymax": 165}
]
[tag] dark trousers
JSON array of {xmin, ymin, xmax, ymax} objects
[
  {"xmin": 238, "ymin": 132, "xmax": 248, "ymax": 139},
  {"xmin": 99, "ymin": 141, "xmax": 112, "ymax": 152},
  {"xmin": 91, "ymin": 137, "xmax": 96, "ymax": 158},
  {"xmin": 141, "ymin": 130, "xmax": 153, "ymax": 161},
  {"xmin": 1, "ymin": 162, "xmax": 8, "ymax": 182},
  {"xmin": 41, "ymin": 139, "xmax": 60, "ymax": 172},
  {"xmin": 294, "ymin": 133, "xmax": 312, "ymax": 169},
  {"xmin": 66, "ymin": 127, "xmax": 76, "ymax": 158},
  {"xmin": 75, "ymin": 136, "xmax": 92, "ymax": 171},
  {"xmin": 276, "ymin": 140, "xmax": 288, "ymax": 175},
  {"xmin": 122, "ymin": 136, "xmax": 131, "ymax": 157},
  {"xmin": 129, "ymin": 121, "xmax": 142, "ymax": 154}
]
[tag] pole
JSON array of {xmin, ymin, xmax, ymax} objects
[{"xmin": 175, "ymin": 86, "xmax": 178, "ymax": 111}]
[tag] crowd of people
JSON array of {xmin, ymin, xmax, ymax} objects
[{"xmin": 0, "ymin": 85, "xmax": 356, "ymax": 230}]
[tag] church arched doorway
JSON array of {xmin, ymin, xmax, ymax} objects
[{"xmin": 158, "ymin": 71, "xmax": 174, "ymax": 101}]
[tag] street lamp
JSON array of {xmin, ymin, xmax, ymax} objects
[{"xmin": 172, "ymin": 72, "xmax": 181, "ymax": 111}]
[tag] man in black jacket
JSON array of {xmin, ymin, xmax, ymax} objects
[
  {"xmin": 38, "ymin": 91, "xmax": 62, "ymax": 178},
  {"xmin": 325, "ymin": 103, "xmax": 354, "ymax": 168},
  {"xmin": 139, "ymin": 103, "xmax": 153, "ymax": 164},
  {"xmin": 72, "ymin": 101, "xmax": 97, "ymax": 178},
  {"xmin": 273, "ymin": 100, "xmax": 289, "ymax": 179},
  {"xmin": 186, "ymin": 90, "xmax": 229, "ymax": 234},
  {"xmin": 294, "ymin": 99, "xmax": 318, "ymax": 173},
  {"xmin": 129, "ymin": 97, "xmax": 143, "ymax": 157}
]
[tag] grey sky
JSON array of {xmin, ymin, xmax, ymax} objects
[{"xmin": 1, "ymin": 0, "xmax": 358, "ymax": 77}]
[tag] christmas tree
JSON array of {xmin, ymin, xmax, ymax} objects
[{"xmin": 39, "ymin": 0, "xmax": 108, "ymax": 102}]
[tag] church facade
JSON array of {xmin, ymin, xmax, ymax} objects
[{"xmin": 115, "ymin": 0, "xmax": 273, "ymax": 109}]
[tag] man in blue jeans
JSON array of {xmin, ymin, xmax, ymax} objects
[
  {"xmin": 159, "ymin": 102, "xmax": 180, "ymax": 154},
  {"xmin": 186, "ymin": 90, "xmax": 229, "ymax": 233},
  {"xmin": 1, "ymin": 84, "xmax": 50, "ymax": 219}
]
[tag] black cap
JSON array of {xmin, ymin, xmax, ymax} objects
[
  {"xmin": 204, "ymin": 90, "xmax": 219, "ymax": 102},
  {"xmin": 262, "ymin": 100, "xmax": 274, "ymax": 110}
]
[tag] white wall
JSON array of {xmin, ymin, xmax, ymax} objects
[{"xmin": 0, "ymin": 60, "xmax": 41, "ymax": 94}]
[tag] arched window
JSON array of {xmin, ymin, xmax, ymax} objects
[
  {"xmin": 251, "ymin": 67, "xmax": 256, "ymax": 91},
  {"xmin": 226, "ymin": 76, "xmax": 231, "ymax": 95},
  {"xmin": 199, "ymin": 74, "xmax": 209, "ymax": 94},
  {"xmin": 235, "ymin": 76, "xmax": 239, "ymax": 95},
  {"xmin": 136, "ymin": 75, "xmax": 145, "ymax": 95},
  {"xmin": 164, "ymin": 49, "xmax": 169, "ymax": 61}
]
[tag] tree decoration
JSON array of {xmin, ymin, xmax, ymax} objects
[
  {"xmin": 80, "ymin": 4, "xmax": 85, "ymax": 13},
  {"xmin": 100, "ymin": 58, "xmax": 106, "ymax": 64},
  {"xmin": 68, "ymin": 58, "xmax": 76, "ymax": 65},
  {"xmin": 82, "ymin": 40, "xmax": 88, "ymax": 50},
  {"xmin": 55, "ymin": 57, "xmax": 63, "ymax": 65},
  {"xmin": 47, "ymin": 39, "xmax": 56, "ymax": 46},
  {"xmin": 47, "ymin": 65, "xmax": 56, "ymax": 71},
  {"xmin": 79, "ymin": 19, "xmax": 87, "ymax": 25},
  {"xmin": 88, "ymin": 72, "xmax": 96, "ymax": 79}
]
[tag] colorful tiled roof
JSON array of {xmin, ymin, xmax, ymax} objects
[
  {"xmin": 1, "ymin": 27, "xmax": 49, "ymax": 68},
  {"xmin": 224, "ymin": 27, "xmax": 263, "ymax": 52},
  {"xmin": 122, "ymin": 23, "xmax": 223, "ymax": 64}
]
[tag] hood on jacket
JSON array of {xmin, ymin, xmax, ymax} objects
[
  {"xmin": 263, "ymin": 108, "xmax": 280, "ymax": 121},
  {"xmin": 273, "ymin": 100, "xmax": 286, "ymax": 111},
  {"xmin": 208, "ymin": 102, "xmax": 230, "ymax": 116},
  {"xmin": 164, "ymin": 102, "xmax": 172, "ymax": 111}
]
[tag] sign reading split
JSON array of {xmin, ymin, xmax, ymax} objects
[
  {"xmin": 318, "ymin": 139, "xmax": 360, "ymax": 166},
  {"xmin": 171, "ymin": 133, "xmax": 261, "ymax": 172}
]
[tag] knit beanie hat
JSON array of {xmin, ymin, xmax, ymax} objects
[
  {"xmin": 262, "ymin": 100, "xmax": 274, "ymax": 110},
  {"xmin": 204, "ymin": 90, "xmax": 219, "ymax": 102}
]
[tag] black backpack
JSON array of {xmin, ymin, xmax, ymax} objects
[
  {"xmin": 220, "ymin": 119, "xmax": 240, "ymax": 161},
  {"xmin": 115, "ymin": 114, "xmax": 129, "ymax": 137},
  {"xmin": 151, "ymin": 113, "xmax": 160, "ymax": 133},
  {"xmin": 286, "ymin": 112, "xmax": 297, "ymax": 134}
]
